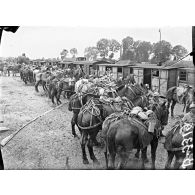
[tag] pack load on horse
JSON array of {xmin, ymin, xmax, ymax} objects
[
  {"xmin": 75, "ymin": 81, "xmax": 151, "ymax": 165},
  {"xmin": 164, "ymin": 103, "xmax": 194, "ymax": 169},
  {"xmin": 102, "ymin": 102, "xmax": 169, "ymax": 169}
]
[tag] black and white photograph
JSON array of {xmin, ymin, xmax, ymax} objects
[
  {"xmin": 0, "ymin": 25, "xmax": 194, "ymax": 170},
  {"xmin": 0, "ymin": 1, "xmax": 195, "ymax": 194}
]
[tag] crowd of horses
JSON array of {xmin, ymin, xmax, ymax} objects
[{"xmin": 2, "ymin": 64, "xmax": 194, "ymax": 169}]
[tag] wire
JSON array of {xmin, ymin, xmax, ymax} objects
[{"xmin": 164, "ymin": 52, "xmax": 191, "ymax": 68}]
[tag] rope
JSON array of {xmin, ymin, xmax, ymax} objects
[{"xmin": 1, "ymin": 101, "xmax": 68, "ymax": 147}]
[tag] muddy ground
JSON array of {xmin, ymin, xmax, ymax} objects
[{"xmin": 0, "ymin": 75, "xmax": 184, "ymax": 169}]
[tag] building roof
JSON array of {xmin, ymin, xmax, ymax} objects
[
  {"xmin": 163, "ymin": 60, "xmax": 194, "ymax": 68},
  {"xmin": 98, "ymin": 63, "xmax": 130, "ymax": 67},
  {"xmin": 115, "ymin": 60, "xmax": 135, "ymax": 65}
]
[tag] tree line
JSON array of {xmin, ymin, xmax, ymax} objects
[
  {"xmin": 83, "ymin": 36, "xmax": 188, "ymax": 64},
  {"xmin": 1, "ymin": 36, "xmax": 188, "ymax": 66}
]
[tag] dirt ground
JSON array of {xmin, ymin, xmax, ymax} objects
[{"xmin": 0, "ymin": 75, "xmax": 184, "ymax": 169}]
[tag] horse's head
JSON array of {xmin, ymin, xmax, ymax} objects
[{"xmin": 151, "ymin": 101, "xmax": 169, "ymax": 126}]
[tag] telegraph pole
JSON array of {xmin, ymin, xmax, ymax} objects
[{"xmin": 159, "ymin": 28, "xmax": 162, "ymax": 66}]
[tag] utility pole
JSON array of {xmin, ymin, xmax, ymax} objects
[{"xmin": 159, "ymin": 28, "xmax": 162, "ymax": 66}]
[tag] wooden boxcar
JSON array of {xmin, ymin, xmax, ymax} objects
[
  {"xmin": 129, "ymin": 63, "xmax": 179, "ymax": 96},
  {"xmin": 178, "ymin": 67, "xmax": 195, "ymax": 88}
]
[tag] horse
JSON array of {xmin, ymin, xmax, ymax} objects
[
  {"xmin": 68, "ymin": 93, "xmax": 100, "ymax": 138},
  {"xmin": 35, "ymin": 71, "xmax": 52, "ymax": 92},
  {"xmin": 20, "ymin": 67, "xmax": 34, "ymax": 84},
  {"xmin": 164, "ymin": 121, "xmax": 193, "ymax": 169},
  {"xmin": 166, "ymin": 86, "xmax": 191, "ymax": 117},
  {"xmin": 116, "ymin": 83, "xmax": 146, "ymax": 101},
  {"xmin": 76, "ymin": 94, "xmax": 147, "ymax": 165},
  {"xmin": 102, "ymin": 102, "xmax": 169, "ymax": 169}
]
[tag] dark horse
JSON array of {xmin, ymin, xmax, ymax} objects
[
  {"xmin": 164, "ymin": 121, "xmax": 193, "ymax": 169},
  {"xmin": 68, "ymin": 93, "xmax": 100, "ymax": 138},
  {"xmin": 102, "ymin": 102, "xmax": 169, "ymax": 169},
  {"xmin": 76, "ymin": 97, "xmax": 132, "ymax": 165}
]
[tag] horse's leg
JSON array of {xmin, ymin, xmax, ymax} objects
[
  {"xmin": 150, "ymin": 137, "xmax": 158, "ymax": 169},
  {"xmin": 171, "ymin": 100, "xmax": 177, "ymax": 118},
  {"xmin": 117, "ymin": 149, "xmax": 129, "ymax": 170},
  {"xmin": 104, "ymin": 141, "xmax": 109, "ymax": 169},
  {"xmin": 136, "ymin": 148, "xmax": 148, "ymax": 162},
  {"xmin": 51, "ymin": 89, "xmax": 56, "ymax": 104},
  {"xmin": 141, "ymin": 147, "xmax": 147, "ymax": 169},
  {"xmin": 87, "ymin": 134, "xmax": 99, "ymax": 165},
  {"xmin": 57, "ymin": 89, "xmax": 62, "ymax": 105},
  {"xmin": 107, "ymin": 140, "xmax": 116, "ymax": 170},
  {"xmin": 71, "ymin": 113, "xmax": 79, "ymax": 137},
  {"xmin": 35, "ymin": 80, "xmax": 41, "ymax": 92},
  {"xmin": 165, "ymin": 151, "xmax": 174, "ymax": 169},
  {"xmin": 174, "ymin": 152, "xmax": 184, "ymax": 169},
  {"xmin": 135, "ymin": 149, "xmax": 140, "ymax": 159},
  {"xmin": 81, "ymin": 131, "xmax": 89, "ymax": 164}
]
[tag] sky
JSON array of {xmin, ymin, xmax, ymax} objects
[{"xmin": 0, "ymin": 26, "xmax": 192, "ymax": 60}]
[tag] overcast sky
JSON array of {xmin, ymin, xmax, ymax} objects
[{"xmin": 0, "ymin": 26, "xmax": 192, "ymax": 60}]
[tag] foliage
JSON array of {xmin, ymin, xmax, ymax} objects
[
  {"xmin": 70, "ymin": 48, "xmax": 78, "ymax": 58},
  {"xmin": 172, "ymin": 45, "xmax": 188, "ymax": 60},
  {"xmin": 134, "ymin": 41, "xmax": 153, "ymax": 62},
  {"xmin": 150, "ymin": 40, "xmax": 173, "ymax": 63},
  {"xmin": 84, "ymin": 46, "xmax": 99, "ymax": 61},
  {"xmin": 96, "ymin": 38, "xmax": 110, "ymax": 58},
  {"xmin": 108, "ymin": 39, "xmax": 121, "ymax": 59},
  {"xmin": 121, "ymin": 36, "xmax": 135, "ymax": 60},
  {"xmin": 17, "ymin": 53, "xmax": 30, "ymax": 64},
  {"xmin": 60, "ymin": 49, "xmax": 69, "ymax": 60}
]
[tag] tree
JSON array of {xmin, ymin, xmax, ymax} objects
[
  {"xmin": 84, "ymin": 46, "xmax": 99, "ymax": 61},
  {"xmin": 96, "ymin": 38, "xmax": 110, "ymax": 58},
  {"xmin": 60, "ymin": 49, "xmax": 68, "ymax": 60},
  {"xmin": 70, "ymin": 48, "xmax": 78, "ymax": 58},
  {"xmin": 17, "ymin": 53, "xmax": 30, "ymax": 64},
  {"xmin": 172, "ymin": 45, "xmax": 188, "ymax": 60},
  {"xmin": 121, "ymin": 36, "xmax": 135, "ymax": 60},
  {"xmin": 151, "ymin": 40, "xmax": 172, "ymax": 64},
  {"xmin": 108, "ymin": 39, "xmax": 121, "ymax": 59},
  {"xmin": 134, "ymin": 41, "xmax": 153, "ymax": 62}
]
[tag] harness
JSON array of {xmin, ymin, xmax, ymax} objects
[{"xmin": 77, "ymin": 98, "xmax": 103, "ymax": 130}]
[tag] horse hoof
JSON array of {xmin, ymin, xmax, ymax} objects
[{"xmin": 83, "ymin": 159, "xmax": 89, "ymax": 165}]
